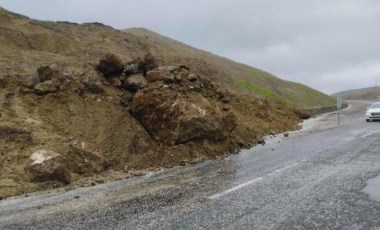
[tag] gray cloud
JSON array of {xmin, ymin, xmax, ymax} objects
[{"xmin": 2, "ymin": 0, "xmax": 380, "ymax": 94}]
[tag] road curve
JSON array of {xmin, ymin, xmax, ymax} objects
[{"xmin": 1, "ymin": 101, "xmax": 380, "ymax": 230}]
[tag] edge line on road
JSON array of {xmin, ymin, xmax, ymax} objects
[
  {"xmin": 361, "ymin": 129, "xmax": 380, "ymax": 138},
  {"xmin": 208, "ymin": 177, "xmax": 263, "ymax": 200},
  {"xmin": 208, "ymin": 163, "xmax": 299, "ymax": 200}
]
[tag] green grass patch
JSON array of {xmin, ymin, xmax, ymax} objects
[{"xmin": 234, "ymin": 78, "xmax": 278, "ymax": 99}]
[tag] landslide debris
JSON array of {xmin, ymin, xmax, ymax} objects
[{"xmin": 0, "ymin": 52, "xmax": 301, "ymax": 198}]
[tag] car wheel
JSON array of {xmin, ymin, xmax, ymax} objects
[{"xmin": 366, "ymin": 119, "xmax": 370, "ymax": 122}]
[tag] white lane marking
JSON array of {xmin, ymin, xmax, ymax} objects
[
  {"xmin": 274, "ymin": 163, "xmax": 299, "ymax": 173},
  {"xmin": 208, "ymin": 177, "xmax": 263, "ymax": 200},
  {"xmin": 361, "ymin": 129, "xmax": 380, "ymax": 138},
  {"xmin": 208, "ymin": 163, "xmax": 299, "ymax": 200}
]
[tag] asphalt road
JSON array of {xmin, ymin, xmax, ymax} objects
[{"xmin": 1, "ymin": 101, "xmax": 380, "ymax": 230}]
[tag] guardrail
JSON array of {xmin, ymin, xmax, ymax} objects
[{"xmin": 306, "ymin": 103, "xmax": 348, "ymax": 116}]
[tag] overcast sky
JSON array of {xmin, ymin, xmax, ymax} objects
[{"xmin": 2, "ymin": 0, "xmax": 380, "ymax": 94}]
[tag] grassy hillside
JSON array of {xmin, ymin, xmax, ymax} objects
[
  {"xmin": 124, "ymin": 28, "xmax": 335, "ymax": 108},
  {"xmin": 0, "ymin": 7, "xmax": 334, "ymax": 108}
]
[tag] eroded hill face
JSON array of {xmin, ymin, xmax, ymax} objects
[{"xmin": 0, "ymin": 7, "xmax": 322, "ymax": 198}]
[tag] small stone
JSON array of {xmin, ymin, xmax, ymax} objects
[
  {"xmin": 221, "ymin": 96, "xmax": 230, "ymax": 103},
  {"xmin": 34, "ymin": 79, "xmax": 60, "ymax": 95},
  {"xmin": 257, "ymin": 139, "xmax": 265, "ymax": 145},
  {"xmin": 130, "ymin": 170, "xmax": 147, "ymax": 176},
  {"xmin": 187, "ymin": 74, "xmax": 198, "ymax": 82},
  {"xmin": 17, "ymin": 75, "xmax": 40, "ymax": 88},
  {"xmin": 284, "ymin": 133, "xmax": 289, "ymax": 137},
  {"xmin": 222, "ymin": 104, "xmax": 230, "ymax": 111}
]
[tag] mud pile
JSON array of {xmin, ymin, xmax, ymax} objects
[{"xmin": 0, "ymin": 53, "xmax": 301, "ymax": 198}]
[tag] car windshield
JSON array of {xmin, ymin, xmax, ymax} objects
[{"xmin": 370, "ymin": 103, "xmax": 380, "ymax": 109}]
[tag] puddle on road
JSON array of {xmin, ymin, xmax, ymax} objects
[{"xmin": 362, "ymin": 175, "xmax": 380, "ymax": 202}]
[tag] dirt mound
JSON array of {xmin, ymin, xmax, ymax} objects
[
  {"xmin": 0, "ymin": 53, "xmax": 302, "ymax": 198},
  {"xmin": 0, "ymin": 8, "xmax": 316, "ymax": 198}
]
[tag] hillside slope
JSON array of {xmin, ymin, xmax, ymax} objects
[
  {"xmin": 0, "ymin": 7, "xmax": 333, "ymax": 198},
  {"xmin": 334, "ymin": 87, "xmax": 380, "ymax": 100},
  {"xmin": 123, "ymin": 28, "xmax": 335, "ymax": 108}
]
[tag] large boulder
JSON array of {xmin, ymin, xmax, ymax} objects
[
  {"xmin": 81, "ymin": 69, "xmax": 105, "ymax": 93},
  {"xmin": 131, "ymin": 86, "xmax": 237, "ymax": 145},
  {"xmin": 121, "ymin": 74, "xmax": 147, "ymax": 92},
  {"xmin": 145, "ymin": 69, "xmax": 175, "ymax": 83},
  {"xmin": 25, "ymin": 150, "xmax": 71, "ymax": 183},
  {"xmin": 123, "ymin": 57, "xmax": 143, "ymax": 75},
  {"xmin": 141, "ymin": 52, "xmax": 158, "ymax": 74},
  {"xmin": 68, "ymin": 140, "xmax": 107, "ymax": 174},
  {"xmin": 145, "ymin": 66, "xmax": 184, "ymax": 83},
  {"xmin": 96, "ymin": 53, "xmax": 124, "ymax": 77}
]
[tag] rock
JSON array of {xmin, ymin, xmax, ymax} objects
[
  {"xmin": 109, "ymin": 77, "xmax": 122, "ymax": 87},
  {"xmin": 96, "ymin": 53, "xmax": 124, "ymax": 77},
  {"xmin": 37, "ymin": 66, "xmax": 65, "ymax": 82},
  {"xmin": 81, "ymin": 69, "xmax": 105, "ymax": 93},
  {"xmin": 146, "ymin": 69, "xmax": 175, "ymax": 83},
  {"xmin": 17, "ymin": 75, "xmax": 40, "ymax": 88},
  {"xmin": 177, "ymin": 66, "xmax": 190, "ymax": 78},
  {"xmin": 187, "ymin": 73, "xmax": 198, "ymax": 82},
  {"xmin": 284, "ymin": 133, "xmax": 289, "ymax": 137},
  {"xmin": 119, "ymin": 92, "xmax": 134, "ymax": 107},
  {"xmin": 257, "ymin": 139, "xmax": 265, "ymax": 145},
  {"xmin": 157, "ymin": 66, "xmax": 178, "ymax": 73},
  {"xmin": 222, "ymin": 104, "xmax": 230, "ymax": 111},
  {"xmin": 141, "ymin": 52, "xmax": 158, "ymax": 74},
  {"xmin": 0, "ymin": 76, "xmax": 7, "ymax": 88},
  {"xmin": 68, "ymin": 140, "xmax": 107, "ymax": 174},
  {"xmin": 121, "ymin": 74, "xmax": 147, "ymax": 92},
  {"xmin": 293, "ymin": 109, "xmax": 311, "ymax": 119},
  {"xmin": 131, "ymin": 87, "xmax": 237, "ymax": 145},
  {"xmin": 179, "ymin": 65, "xmax": 190, "ymax": 71},
  {"xmin": 124, "ymin": 58, "xmax": 143, "ymax": 75},
  {"xmin": 25, "ymin": 150, "xmax": 71, "ymax": 183},
  {"xmin": 129, "ymin": 170, "xmax": 147, "ymax": 176},
  {"xmin": 221, "ymin": 96, "xmax": 230, "ymax": 103},
  {"xmin": 34, "ymin": 79, "xmax": 61, "ymax": 95}
]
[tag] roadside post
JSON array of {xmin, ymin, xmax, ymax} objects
[{"xmin": 337, "ymin": 94, "xmax": 342, "ymax": 125}]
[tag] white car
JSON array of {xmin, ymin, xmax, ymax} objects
[{"xmin": 366, "ymin": 102, "xmax": 380, "ymax": 122}]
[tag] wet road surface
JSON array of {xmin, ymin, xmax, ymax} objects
[{"xmin": 1, "ymin": 101, "xmax": 380, "ymax": 229}]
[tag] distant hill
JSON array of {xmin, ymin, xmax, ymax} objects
[{"xmin": 333, "ymin": 87, "xmax": 380, "ymax": 100}]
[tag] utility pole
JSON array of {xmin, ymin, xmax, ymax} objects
[{"xmin": 337, "ymin": 93, "xmax": 342, "ymax": 125}]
